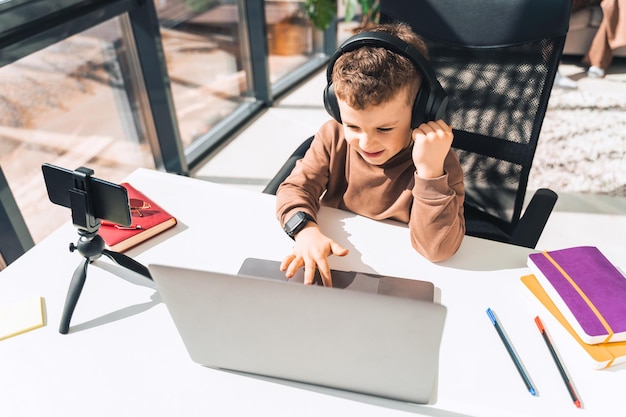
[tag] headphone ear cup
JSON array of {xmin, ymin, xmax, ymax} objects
[
  {"xmin": 432, "ymin": 94, "xmax": 448, "ymax": 122},
  {"xmin": 323, "ymin": 83, "xmax": 342, "ymax": 124},
  {"xmin": 424, "ymin": 87, "xmax": 448, "ymax": 123},
  {"xmin": 412, "ymin": 85, "xmax": 448, "ymax": 128},
  {"xmin": 411, "ymin": 86, "xmax": 428, "ymax": 128}
]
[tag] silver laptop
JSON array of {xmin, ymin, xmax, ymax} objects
[
  {"xmin": 238, "ymin": 257, "xmax": 436, "ymax": 301},
  {"xmin": 149, "ymin": 261, "xmax": 446, "ymax": 404}
]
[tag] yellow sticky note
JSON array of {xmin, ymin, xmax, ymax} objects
[{"xmin": 0, "ymin": 297, "xmax": 45, "ymax": 341}]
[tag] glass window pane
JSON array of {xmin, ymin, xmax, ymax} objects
[
  {"xmin": 0, "ymin": 19, "xmax": 155, "ymax": 243},
  {"xmin": 265, "ymin": 0, "xmax": 321, "ymax": 82},
  {"xmin": 154, "ymin": 0, "xmax": 253, "ymax": 149}
]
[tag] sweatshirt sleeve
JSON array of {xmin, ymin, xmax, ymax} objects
[
  {"xmin": 409, "ymin": 148, "xmax": 466, "ymax": 262},
  {"xmin": 275, "ymin": 122, "xmax": 337, "ymax": 227}
]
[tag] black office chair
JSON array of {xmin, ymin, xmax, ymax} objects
[
  {"xmin": 0, "ymin": 166, "xmax": 34, "ymax": 267},
  {"xmin": 264, "ymin": 0, "xmax": 570, "ymax": 249}
]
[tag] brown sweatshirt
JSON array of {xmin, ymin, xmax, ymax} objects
[{"xmin": 276, "ymin": 120, "xmax": 466, "ymax": 262}]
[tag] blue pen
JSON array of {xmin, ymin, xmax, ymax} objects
[{"xmin": 486, "ymin": 308, "xmax": 537, "ymax": 396}]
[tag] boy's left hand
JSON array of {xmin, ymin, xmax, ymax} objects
[{"xmin": 411, "ymin": 120, "xmax": 454, "ymax": 178}]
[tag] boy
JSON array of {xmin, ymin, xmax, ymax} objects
[{"xmin": 276, "ymin": 22, "xmax": 465, "ymax": 287}]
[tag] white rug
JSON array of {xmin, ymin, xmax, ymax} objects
[{"xmin": 529, "ymin": 88, "xmax": 626, "ymax": 196}]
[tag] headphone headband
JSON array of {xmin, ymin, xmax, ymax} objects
[
  {"xmin": 327, "ymin": 32, "xmax": 436, "ymax": 86},
  {"xmin": 324, "ymin": 31, "xmax": 448, "ymax": 128}
]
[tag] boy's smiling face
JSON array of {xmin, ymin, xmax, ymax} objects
[{"xmin": 338, "ymin": 88, "xmax": 413, "ymax": 165}]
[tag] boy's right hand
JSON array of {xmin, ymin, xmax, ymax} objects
[
  {"xmin": 411, "ymin": 119, "xmax": 454, "ymax": 179},
  {"xmin": 279, "ymin": 224, "xmax": 349, "ymax": 287}
]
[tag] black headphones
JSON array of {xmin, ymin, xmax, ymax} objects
[{"xmin": 323, "ymin": 31, "xmax": 448, "ymax": 128}]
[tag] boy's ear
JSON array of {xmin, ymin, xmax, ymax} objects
[{"xmin": 323, "ymin": 83, "xmax": 342, "ymax": 124}]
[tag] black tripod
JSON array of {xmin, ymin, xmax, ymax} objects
[
  {"xmin": 42, "ymin": 164, "xmax": 152, "ymax": 334},
  {"xmin": 60, "ymin": 225, "xmax": 152, "ymax": 334}
]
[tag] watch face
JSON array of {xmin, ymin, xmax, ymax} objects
[
  {"xmin": 286, "ymin": 212, "xmax": 305, "ymax": 233},
  {"xmin": 285, "ymin": 211, "xmax": 311, "ymax": 238}
]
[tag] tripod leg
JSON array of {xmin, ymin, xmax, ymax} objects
[
  {"xmin": 102, "ymin": 249, "xmax": 152, "ymax": 279},
  {"xmin": 59, "ymin": 258, "xmax": 89, "ymax": 334}
]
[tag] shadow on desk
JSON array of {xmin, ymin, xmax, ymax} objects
[
  {"xmin": 69, "ymin": 292, "xmax": 161, "ymax": 333},
  {"xmin": 65, "ymin": 260, "xmax": 161, "ymax": 334},
  {"xmin": 441, "ymin": 237, "xmax": 534, "ymax": 271},
  {"xmin": 223, "ymin": 369, "xmax": 473, "ymax": 417},
  {"xmin": 322, "ymin": 209, "xmax": 534, "ymax": 272},
  {"xmin": 124, "ymin": 220, "xmax": 189, "ymax": 256}
]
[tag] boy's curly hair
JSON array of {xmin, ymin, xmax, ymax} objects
[{"xmin": 332, "ymin": 22, "xmax": 428, "ymax": 110}]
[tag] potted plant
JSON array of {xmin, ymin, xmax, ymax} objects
[
  {"xmin": 304, "ymin": 0, "xmax": 380, "ymax": 31},
  {"xmin": 271, "ymin": 10, "xmax": 312, "ymax": 55}
]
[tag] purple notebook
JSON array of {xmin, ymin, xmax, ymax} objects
[{"xmin": 528, "ymin": 246, "xmax": 626, "ymax": 345}]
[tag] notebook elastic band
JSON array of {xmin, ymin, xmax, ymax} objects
[{"xmin": 542, "ymin": 251, "xmax": 614, "ymax": 343}]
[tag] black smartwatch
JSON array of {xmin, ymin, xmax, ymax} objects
[{"xmin": 284, "ymin": 211, "xmax": 316, "ymax": 239}]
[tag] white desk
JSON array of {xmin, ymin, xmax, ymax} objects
[{"xmin": 1, "ymin": 168, "xmax": 624, "ymax": 417}]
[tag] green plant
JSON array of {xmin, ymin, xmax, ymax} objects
[{"xmin": 304, "ymin": 0, "xmax": 380, "ymax": 31}]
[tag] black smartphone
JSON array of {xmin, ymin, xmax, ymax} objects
[{"xmin": 42, "ymin": 163, "xmax": 131, "ymax": 227}]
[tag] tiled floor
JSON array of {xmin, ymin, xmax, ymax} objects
[
  {"xmin": 192, "ymin": 59, "xmax": 626, "ymax": 216},
  {"xmin": 559, "ymin": 57, "xmax": 626, "ymax": 94},
  {"xmin": 191, "ymin": 69, "xmax": 329, "ymax": 191}
]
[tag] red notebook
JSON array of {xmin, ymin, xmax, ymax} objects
[
  {"xmin": 99, "ymin": 183, "xmax": 177, "ymax": 252},
  {"xmin": 528, "ymin": 246, "xmax": 626, "ymax": 345}
]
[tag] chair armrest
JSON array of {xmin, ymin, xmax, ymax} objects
[
  {"xmin": 509, "ymin": 188, "xmax": 558, "ymax": 248},
  {"xmin": 262, "ymin": 136, "xmax": 314, "ymax": 195}
]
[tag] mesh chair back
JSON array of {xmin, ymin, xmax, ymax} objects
[{"xmin": 381, "ymin": 0, "xmax": 571, "ymax": 242}]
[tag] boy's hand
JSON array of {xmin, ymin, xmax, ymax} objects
[
  {"xmin": 411, "ymin": 120, "xmax": 454, "ymax": 178},
  {"xmin": 280, "ymin": 224, "xmax": 349, "ymax": 287}
]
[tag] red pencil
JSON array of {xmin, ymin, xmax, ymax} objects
[{"xmin": 535, "ymin": 316, "xmax": 582, "ymax": 408}]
